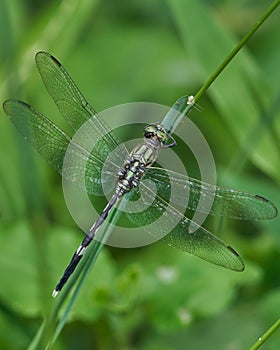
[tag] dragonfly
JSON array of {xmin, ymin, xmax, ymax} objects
[{"xmin": 3, "ymin": 52, "xmax": 277, "ymax": 297}]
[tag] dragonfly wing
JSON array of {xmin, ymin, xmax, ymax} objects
[
  {"xmin": 3, "ymin": 99, "xmax": 117, "ymax": 195},
  {"xmin": 163, "ymin": 216, "xmax": 245, "ymax": 272},
  {"xmin": 4, "ymin": 100, "xmax": 70, "ymax": 173},
  {"xmin": 145, "ymin": 167, "xmax": 277, "ymax": 220},
  {"xmin": 35, "ymin": 52, "xmax": 128, "ymax": 168},
  {"xmin": 124, "ymin": 181, "xmax": 244, "ymax": 271}
]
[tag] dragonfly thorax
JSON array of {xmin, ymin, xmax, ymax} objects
[
  {"xmin": 116, "ymin": 124, "xmax": 175, "ymax": 196},
  {"xmin": 116, "ymin": 130, "xmax": 163, "ymax": 196},
  {"xmin": 116, "ymin": 157, "xmax": 146, "ymax": 195}
]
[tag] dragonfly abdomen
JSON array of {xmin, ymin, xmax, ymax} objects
[{"xmin": 52, "ymin": 194, "xmax": 119, "ymax": 297}]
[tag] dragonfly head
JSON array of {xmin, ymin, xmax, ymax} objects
[{"xmin": 144, "ymin": 124, "xmax": 175, "ymax": 148}]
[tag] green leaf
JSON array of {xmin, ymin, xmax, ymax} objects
[
  {"xmin": 0, "ymin": 221, "xmax": 40, "ymax": 315},
  {"xmin": 136, "ymin": 244, "xmax": 260, "ymax": 332}
]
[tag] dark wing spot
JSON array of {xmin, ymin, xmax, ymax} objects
[
  {"xmin": 255, "ymin": 194, "xmax": 269, "ymax": 203},
  {"xmin": 17, "ymin": 100, "xmax": 32, "ymax": 109},
  {"xmin": 227, "ymin": 245, "xmax": 240, "ymax": 257},
  {"xmin": 50, "ymin": 53, "xmax": 62, "ymax": 67}
]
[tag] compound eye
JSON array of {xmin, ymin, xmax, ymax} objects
[
  {"xmin": 145, "ymin": 126, "xmax": 152, "ymax": 133},
  {"xmin": 144, "ymin": 125, "xmax": 157, "ymax": 138},
  {"xmin": 156, "ymin": 128, "xmax": 168, "ymax": 143},
  {"xmin": 158, "ymin": 130, "xmax": 165, "ymax": 139}
]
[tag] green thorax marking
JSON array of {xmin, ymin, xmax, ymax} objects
[{"xmin": 116, "ymin": 124, "xmax": 175, "ymax": 195}]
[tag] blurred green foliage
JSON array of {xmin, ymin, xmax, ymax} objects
[{"xmin": 0, "ymin": 0, "xmax": 280, "ymax": 349}]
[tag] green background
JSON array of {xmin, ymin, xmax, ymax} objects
[{"xmin": 0, "ymin": 0, "xmax": 280, "ymax": 349}]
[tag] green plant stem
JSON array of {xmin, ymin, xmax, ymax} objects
[
  {"xmin": 250, "ymin": 318, "xmax": 280, "ymax": 350},
  {"xmin": 194, "ymin": 0, "xmax": 280, "ymax": 102}
]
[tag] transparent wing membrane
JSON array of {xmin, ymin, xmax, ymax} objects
[
  {"xmin": 3, "ymin": 100, "xmax": 121, "ymax": 196},
  {"xmin": 35, "ymin": 51, "xmax": 127, "ymax": 168},
  {"xmin": 124, "ymin": 181, "xmax": 245, "ymax": 271},
  {"xmin": 144, "ymin": 167, "xmax": 278, "ymax": 220}
]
